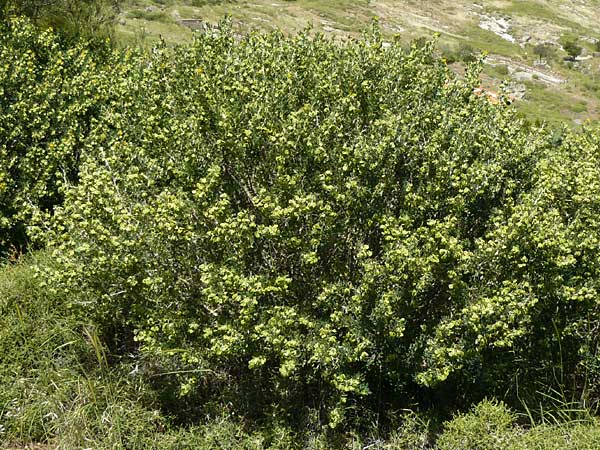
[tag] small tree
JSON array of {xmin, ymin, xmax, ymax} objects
[
  {"xmin": 533, "ymin": 43, "xmax": 555, "ymax": 62},
  {"xmin": 562, "ymin": 39, "xmax": 582, "ymax": 60}
]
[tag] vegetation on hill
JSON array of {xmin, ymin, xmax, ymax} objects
[
  {"xmin": 115, "ymin": 0, "xmax": 600, "ymax": 126},
  {"xmin": 1, "ymin": 13, "xmax": 600, "ymax": 449}
]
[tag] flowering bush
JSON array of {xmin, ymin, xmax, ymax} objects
[{"xmin": 30, "ymin": 24, "xmax": 600, "ymax": 425}]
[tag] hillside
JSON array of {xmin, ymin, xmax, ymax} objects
[{"xmin": 118, "ymin": 0, "xmax": 600, "ymax": 125}]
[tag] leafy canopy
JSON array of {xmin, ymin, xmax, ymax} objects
[{"xmin": 10, "ymin": 22, "xmax": 596, "ymax": 426}]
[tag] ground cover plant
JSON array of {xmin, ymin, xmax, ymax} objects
[{"xmin": 2, "ymin": 15, "xmax": 600, "ymax": 449}]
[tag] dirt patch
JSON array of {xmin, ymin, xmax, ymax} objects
[{"xmin": 373, "ymin": 1, "xmax": 471, "ymax": 39}]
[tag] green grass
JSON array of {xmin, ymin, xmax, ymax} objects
[
  {"xmin": 513, "ymin": 83, "xmax": 569, "ymax": 125},
  {"xmin": 437, "ymin": 400, "xmax": 600, "ymax": 450},
  {"xmin": 126, "ymin": 9, "xmax": 173, "ymax": 22},
  {"xmin": 460, "ymin": 24, "xmax": 526, "ymax": 58},
  {"xmin": 499, "ymin": 1, "xmax": 567, "ymax": 26},
  {"xmin": 0, "ymin": 252, "xmax": 156, "ymax": 448}
]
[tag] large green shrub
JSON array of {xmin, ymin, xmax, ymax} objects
[{"xmin": 38, "ymin": 23, "xmax": 600, "ymax": 426}]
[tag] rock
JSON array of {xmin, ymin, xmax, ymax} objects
[
  {"xmin": 519, "ymin": 35, "xmax": 531, "ymax": 48},
  {"xmin": 512, "ymin": 71, "xmax": 533, "ymax": 82},
  {"xmin": 504, "ymin": 82, "xmax": 526, "ymax": 100},
  {"xmin": 533, "ymin": 60, "xmax": 550, "ymax": 69},
  {"xmin": 478, "ymin": 14, "xmax": 515, "ymax": 43},
  {"xmin": 179, "ymin": 19, "xmax": 206, "ymax": 31}
]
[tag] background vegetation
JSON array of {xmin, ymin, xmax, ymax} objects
[
  {"xmin": 112, "ymin": 0, "xmax": 600, "ymax": 126},
  {"xmin": 1, "ymin": 5, "xmax": 600, "ymax": 449},
  {"xmin": 1, "ymin": 0, "xmax": 120, "ymax": 41}
]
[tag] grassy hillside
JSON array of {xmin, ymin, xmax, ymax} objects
[{"xmin": 117, "ymin": 0, "xmax": 600, "ymax": 125}]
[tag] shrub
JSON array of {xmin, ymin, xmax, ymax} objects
[
  {"xmin": 126, "ymin": 8, "xmax": 172, "ymax": 23},
  {"xmin": 0, "ymin": 0, "xmax": 121, "ymax": 42},
  {"xmin": 40, "ymin": 24, "xmax": 554, "ymax": 427},
  {"xmin": 420, "ymin": 127, "xmax": 600, "ymax": 409},
  {"xmin": 436, "ymin": 399, "xmax": 600, "ymax": 450},
  {"xmin": 494, "ymin": 64, "xmax": 509, "ymax": 76},
  {"xmin": 439, "ymin": 42, "xmax": 479, "ymax": 64},
  {"xmin": 0, "ymin": 17, "xmax": 121, "ymax": 254},
  {"xmin": 436, "ymin": 399, "xmax": 517, "ymax": 450},
  {"xmin": 533, "ymin": 43, "xmax": 555, "ymax": 62},
  {"xmin": 439, "ymin": 44, "xmax": 458, "ymax": 64},
  {"xmin": 562, "ymin": 38, "xmax": 582, "ymax": 60},
  {"xmin": 514, "ymin": 421, "xmax": 600, "ymax": 450},
  {"xmin": 457, "ymin": 42, "xmax": 478, "ymax": 63},
  {"xmin": 0, "ymin": 10, "xmax": 598, "ymax": 443}
]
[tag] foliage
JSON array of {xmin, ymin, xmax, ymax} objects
[
  {"xmin": 0, "ymin": 15, "xmax": 595, "ymax": 434},
  {"xmin": 457, "ymin": 43, "xmax": 478, "ymax": 63},
  {"xmin": 419, "ymin": 128, "xmax": 600, "ymax": 406},
  {"xmin": 436, "ymin": 399, "xmax": 517, "ymax": 450},
  {"xmin": 0, "ymin": 17, "xmax": 117, "ymax": 254},
  {"xmin": 36, "ymin": 22, "xmax": 568, "ymax": 427},
  {"xmin": 0, "ymin": 0, "xmax": 121, "ymax": 41},
  {"xmin": 438, "ymin": 42, "xmax": 478, "ymax": 64},
  {"xmin": 1, "ymin": 258, "xmax": 597, "ymax": 450},
  {"xmin": 562, "ymin": 38, "xmax": 582, "ymax": 60},
  {"xmin": 533, "ymin": 43, "xmax": 556, "ymax": 61},
  {"xmin": 437, "ymin": 399, "xmax": 600, "ymax": 450}
]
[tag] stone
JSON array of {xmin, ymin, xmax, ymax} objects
[{"xmin": 512, "ymin": 71, "xmax": 533, "ymax": 82}]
